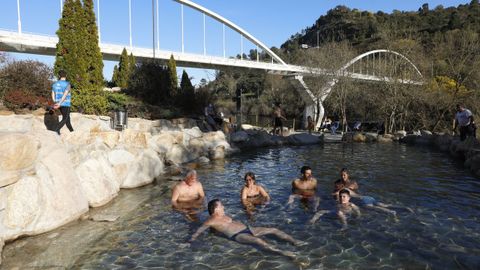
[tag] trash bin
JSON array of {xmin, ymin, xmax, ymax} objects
[{"xmin": 113, "ymin": 109, "xmax": 128, "ymax": 131}]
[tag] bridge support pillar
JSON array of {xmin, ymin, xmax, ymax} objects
[{"xmin": 288, "ymin": 75, "xmax": 325, "ymax": 130}]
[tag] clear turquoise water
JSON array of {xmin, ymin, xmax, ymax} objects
[{"xmin": 74, "ymin": 143, "xmax": 480, "ymax": 269}]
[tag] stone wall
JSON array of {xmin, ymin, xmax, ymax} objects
[{"xmin": 0, "ymin": 112, "xmax": 231, "ymax": 258}]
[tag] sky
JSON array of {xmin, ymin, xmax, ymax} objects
[{"xmin": 0, "ymin": 0, "xmax": 471, "ymax": 85}]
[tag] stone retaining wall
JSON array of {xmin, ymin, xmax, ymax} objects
[{"xmin": 0, "ymin": 112, "xmax": 231, "ymax": 262}]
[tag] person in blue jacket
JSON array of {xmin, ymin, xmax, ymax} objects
[{"xmin": 51, "ymin": 70, "xmax": 74, "ymax": 135}]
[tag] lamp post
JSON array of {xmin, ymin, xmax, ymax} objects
[{"xmin": 316, "ymin": 30, "xmax": 320, "ymax": 49}]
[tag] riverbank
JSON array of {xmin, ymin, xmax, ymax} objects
[{"xmin": 342, "ymin": 130, "xmax": 480, "ymax": 178}]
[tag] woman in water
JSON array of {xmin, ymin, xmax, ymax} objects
[{"xmin": 241, "ymin": 172, "xmax": 270, "ymax": 215}]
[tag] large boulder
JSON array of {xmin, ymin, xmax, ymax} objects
[
  {"xmin": 209, "ymin": 145, "xmax": 225, "ymax": 160},
  {"xmin": 122, "ymin": 149, "xmax": 163, "ymax": 188},
  {"xmin": 75, "ymin": 151, "xmax": 119, "ymax": 207},
  {"xmin": 230, "ymin": 131, "xmax": 249, "ymax": 143},
  {"xmin": 287, "ymin": 133, "xmax": 322, "ymax": 145},
  {"xmin": 364, "ymin": 132, "xmax": 378, "ymax": 142},
  {"xmin": 107, "ymin": 148, "xmax": 136, "ymax": 186},
  {"xmin": 377, "ymin": 135, "xmax": 393, "ymax": 143},
  {"xmin": 0, "ymin": 114, "xmax": 35, "ymax": 132},
  {"xmin": 0, "ymin": 133, "xmax": 39, "ymax": 188},
  {"xmin": 0, "ymin": 237, "xmax": 3, "ymax": 264},
  {"xmin": 0, "ymin": 130, "xmax": 89, "ymax": 241},
  {"xmin": 353, "ymin": 133, "xmax": 367, "ymax": 143}
]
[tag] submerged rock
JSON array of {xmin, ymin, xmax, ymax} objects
[{"xmin": 89, "ymin": 214, "xmax": 119, "ymax": 222}]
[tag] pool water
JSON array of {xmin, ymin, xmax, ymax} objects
[{"xmin": 11, "ymin": 143, "xmax": 480, "ymax": 269}]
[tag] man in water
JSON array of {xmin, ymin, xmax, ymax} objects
[
  {"xmin": 287, "ymin": 166, "xmax": 319, "ymax": 211},
  {"xmin": 190, "ymin": 199, "xmax": 305, "ymax": 258},
  {"xmin": 310, "ymin": 189, "xmax": 361, "ymax": 228},
  {"xmin": 171, "ymin": 170, "xmax": 205, "ymax": 219}
]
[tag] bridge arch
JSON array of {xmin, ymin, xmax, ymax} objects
[
  {"xmin": 173, "ymin": 0, "xmax": 288, "ymax": 66},
  {"xmin": 306, "ymin": 49, "xmax": 424, "ymax": 129}
]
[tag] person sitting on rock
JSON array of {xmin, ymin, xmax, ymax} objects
[
  {"xmin": 171, "ymin": 170, "xmax": 205, "ymax": 220},
  {"xmin": 189, "ymin": 199, "xmax": 306, "ymax": 258},
  {"xmin": 241, "ymin": 172, "xmax": 270, "ymax": 216}
]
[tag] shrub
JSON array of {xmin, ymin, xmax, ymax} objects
[
  {"xmin": 106, "ymin": 92, "xmax": 132, "ymax": 111},
  {"xmin": 0, "ymin": 60, "xmax": 53, "ymax": 110},
  {"xmin": 72, "ymin": 88, "xmax": 108, "ymax": 115},
  {"xmin": 3, "ymin": 89, "xmax": 50, "ymax": 110}
]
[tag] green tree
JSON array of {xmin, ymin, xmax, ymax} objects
[
  {"xmin": 82, "ymin": 0, "xmax": 104, "ymax": 88},
  {"xmin": 113, "ymin": 48, "xmax": 130, "ymax": 88},
  {"xmin": 180, "ymin": 70, "xmax": 195, "ymax": 112},
  {"xmin": 54, "ymin": 0, "xmax": 88, "ymax": 89},
  {"xmin": 129, "ymin": 53, "xmax": 136, "ymax": 75},
  {"xmin": 167, "ymin": 55, "xmax": 178, "ymax": 97}
]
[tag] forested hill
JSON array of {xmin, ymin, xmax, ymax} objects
[{"xmin": 281, "ymin": 0, "xmax": 480, "ymax": 52}]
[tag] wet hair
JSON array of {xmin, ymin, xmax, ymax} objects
[
  {"xmin": 244, "ymin": 172, "xmax": 256, "ymax": 183},
  {"xmin": 208, "ymin": 199, "xmax": 220, "ymax": 215},
  {"xmin": 58, "ymin": 69, "xmax": 67, "ymax": 78},
  {"xmin": 340, "ymin": 168, "xmax": 348, "ymax": 174},
  {"xmin": 186, "ymin": 170, "xmax": 197, "ymax": 179},
  {"xmin": 300, "ymin": 166, "xmax": 311, "ymax": 175},
  {"xmin": 339, "ymin": 189, "xmax": 350, "ymax": 197}
]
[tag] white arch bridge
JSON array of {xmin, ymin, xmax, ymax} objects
[{"xmin": 0, "ymin": 0, "xmax": 423, "ymax": 127}]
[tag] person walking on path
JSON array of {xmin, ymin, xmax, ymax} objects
[
  {"xmin": 52, "ymin": 70, "xmax": 74, "ymax": 135},
  {"xmin": 454, "ymin": 104, "xmax": 476, "ymax": 141}
]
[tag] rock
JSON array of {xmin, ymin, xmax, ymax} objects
[
  {"xmin": 0, "ymin": 237, "xmax": 3, "ymax": 264},
  {"xmin": 122, "ymin": 149, "xmax": 163, "ymax": 188},
  {"xmin": 32, "ymin": 108, "xmax": 46, "ymax": 116},
  {"xmin": 209, "ymin": 145, "xmax": 225, "ymax": 160},
  {"xmin": 75, "ymin": 151, "xmax": 119, "ymax": 207},
  {"xmin": 166, "ymin": 144, "xmax": 192, "ymax": 164},
  {"xmin": 0, "ymin": 115, "xmax": 34, "ymax": 132},
  {"xmin": 1, "ymin": 130, "xmax": 89, "ymax": 241},
  {"xmin": 120, "ymin": 130, "xmax": 149, "ymax": 148},
  {"xmin": 416, "ymin": 135, "xmax": 434, "ymax": 146},
  {"xmin": 395, "ymin": 130, "xmax": 407, "ymax": 138},
  {"xmin": 107, "ymin": 149, "xmax": 136, "ymax": 186},
  {"xmin": 89, "ymin": 214, "xmax": 119, "ymax": 222},
  {"xmin": 196, "ymin": 156, "xmax": 210, "ymax": 164},
  {"xmin": 352, "ymin": 133, "xmax": 366, "ymax": 143},
  {"xmin": 0, "ymin": 110, "xmax": 14, "ymax": 116},
  {"xmin": 230, "ymin": 131, "xmax": 249, "ymax": 143},
  {"xmin": 288, "ymin": 133, "xmax": 321, "ymax": 145},
  {"xmin": 377, "ymin": 135, "xmax": 393, "ymax": 143},
  {"xmin": 421, "ymin": 130, "xmax": 433, "ymax": 136},
  {"xmin": 165, "ymin": 165, "xmax": 183, "ymax": 176},
  {"xmin": 364, "ymin": 132, "xmax": 378, "ymax": 142},
  {"xmin": 400, "ymin": 134, "xmax": 419, "ymax": 145}
]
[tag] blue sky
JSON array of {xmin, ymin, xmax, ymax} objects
[{"xmin": 0, "ymin": 0, "xmax": 470, "ymax": 85}]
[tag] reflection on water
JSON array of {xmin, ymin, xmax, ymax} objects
[{"xmin": 16, "ymin": 144, "xmax": 480, "ymax": 269}]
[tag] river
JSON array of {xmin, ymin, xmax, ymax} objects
[{"xmin": 2, "ymin": 143, "xmax": 479, "ymax": 269}]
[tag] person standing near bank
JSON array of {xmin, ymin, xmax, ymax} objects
[
  {"xmin": 453, "ymin": 104, "xmax": 475, "ymax": 141},
  {"xmin": 52, "ymin": 70, "xmax": 74, "ymax": 135}
]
